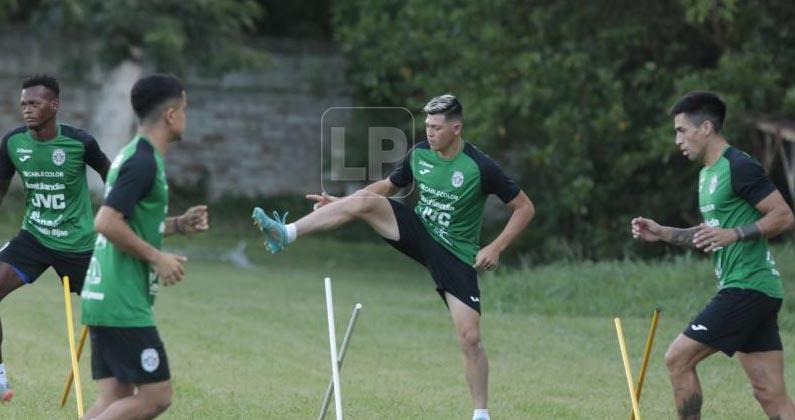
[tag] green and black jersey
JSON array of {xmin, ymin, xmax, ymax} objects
[
  {"xmin": 698, "ymin": 146, "xmax": 782, "ymax": 298},
  {"xmin": 389, "ymin": 141, "xmax": 520, "ymax": 265},
  {"xmin": 81, "ymin": 136, "xmax": 168, "ymax": 327},
  {"xmin": 0, "ymin": 124, "xmax": 109, "ymax": 251}
]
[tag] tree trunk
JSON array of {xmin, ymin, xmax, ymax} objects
[{"xmin": 87, "ymin": 60, "xmax": 142, "ymax": 193}]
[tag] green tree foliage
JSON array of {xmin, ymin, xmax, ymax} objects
[
  {"xmin": 333, "ymin": 0, "xmax": 795, "ymax": 261},
  {"xmin": 27, "ymin": 0, "xmax": 266, "ymax": 75}
]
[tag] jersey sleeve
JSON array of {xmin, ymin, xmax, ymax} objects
[
  {"xmin": 104, "ymin": 146, "xmax": 157, "ymax": 218},
  {"xmin": 729, "ymin": 152, "xmax": 777, "ymax": 206},
  {"xmin": 479, "ymin": 154, "xmax": 520, "ymax": 203},
  {"xmin": 83, "ymin": 133, "xmax": 111, "ymax": 178},
  {"xmin": 0, "ymin": 134, "xmax": 15, "ymax": 179},
  {"xmin": 388, "ymin": 147, "xmax": 414, "ymax": 187}
]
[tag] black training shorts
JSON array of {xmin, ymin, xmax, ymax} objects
[
  {"xmin": 0, "ymin": 229, "xmax": 90, "ymax": 293},
  {"xmin": 89, "ymin": 326, "xmax": 171, "ymax": 384},
  {"xmin": 683, "ymin": 287, "xmax": 783, "ymax": 356},
  {"xmin": 384, "ymin": 199, "xmax": 481, "ymax": 313}
]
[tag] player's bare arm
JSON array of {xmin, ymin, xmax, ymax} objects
[
  {"xmin": 307, "ymin": 178, "xmax": 400, "ymax": 211},
  {"xmin": 94, "ymin": 205, "xmax": 187, "ymax": 285},
  {"xmin": 631, "ymin": 217, "xmax": 700, "ymax": 249},
  {"xmin": 693, "ymin": 190, "xmax": 795, "ymax": 253},
  {"xmin": 164, "ymin": 205, "xmax": 210, "ymax": 236},
  {"xmin": 474, "ymin": 191, "xmax": 534, "ymax": 271}
]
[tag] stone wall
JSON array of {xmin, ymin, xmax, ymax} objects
[{"xmin": 0, "ymin": 31, "xmax": 351, "ymax": 200}]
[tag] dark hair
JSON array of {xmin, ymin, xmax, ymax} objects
[
  {"xmin": 668, "ymin": 91, "xmax": 726, "ymax": 132},
  {"xmin": 130, "ymin": 74, "xmax": 185, "ymax": 121},
  {"xmin": 423, "ymin": 94, "xmax": 463, "ymax": 121},
  {"xmin": 22, "ymin": 74, "xmax": 60, "ymax": 98}
]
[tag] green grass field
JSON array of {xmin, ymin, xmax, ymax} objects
[{"xmin": 2, "ymin": 226, "xmax": 795, "ymax": 418}]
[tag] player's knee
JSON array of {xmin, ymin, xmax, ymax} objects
[
  {"xmin": 664, "ymin": 347, "xmax": 687, "ymax": 373},
  {"xmin": 348, "ymin": 189, "xmax": 380, "ymax": 215},
  {"xmin": 143, "ymin": 385, "xmax": 172, "ymax": 417},
  {"xmin": 457, "ymin": 326, "xmax": 482, "ymax": 352},
  {"xmin": 751, "ymin": 382, "xmax": 784, "ymax": 409}
]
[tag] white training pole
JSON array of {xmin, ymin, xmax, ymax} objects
[
  {"xmin": 319, "ymin": 303, "xmax": 362, "ymax": 420},
  {"xmin": 325, "ymin": 277, "xmax": 343, "ymax": 420}
]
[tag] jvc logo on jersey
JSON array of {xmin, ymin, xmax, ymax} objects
[
  {"xmin": 419, "ymin": 169, "xmax": 431, "ymax": 175},
  {"xmin": 31, "ymin": 193, "xmax": 66, "ymax": 209},
  {"xmin": 420, "ymin": 206, "xmax": 451, "ymax": 227}
]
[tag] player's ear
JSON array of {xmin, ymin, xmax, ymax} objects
[
  {"xmin": 701, "ymin": 119, "xmax": 713, "ymax": 136},
  {"xmin": 51, "ymin": 98, "xmax": 59, "ymax": 113},
  {"xmin": 452, "ymin": 121, "xmax": 463, "ymax": 136}
]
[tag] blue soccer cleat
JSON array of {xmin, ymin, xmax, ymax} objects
[{"xmin": 251, "ymin": 207, "xmax": 289, "ymax": 254}]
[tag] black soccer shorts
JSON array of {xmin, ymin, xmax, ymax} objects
[
  {"xmin": 89, "ymin": 326, "xmax": 171, "ymax": 384},
  {"xmin": 0, "ymin": 229, "xmax": 90, "ymax": 293},
  {"xmin": 383, "ymin": 199, "xmax": 481, "ymax": 313},
  {"xmin": 683, "ymin": 287, "xmax": 783, "ymax": 356}
]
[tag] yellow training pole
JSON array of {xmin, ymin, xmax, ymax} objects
[
  {"xmin": 62, "ymin": 276, "xmax": 84, "ymax": 417},
  {"xmin": 615, "ymin": 317, "xmax": 641, "ymax": 420},
  {"xmin": 60, "ymin": 325, "xmax": 88, "ymax": 408},
  {"xmin": 630, "ymin": 308, "xmax": 661, "ymax": 420}
]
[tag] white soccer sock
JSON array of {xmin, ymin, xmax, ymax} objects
[
  {"xmin": 473, "ymin": 408, "xmax": 489, "ymax": 420},
  {"xmin": 285, "ymin": 223, "xmax": 297, "ymax": 243},
  {"xmin": 0, "ymin": 363, "xmax": 7, "ymax": 385}
]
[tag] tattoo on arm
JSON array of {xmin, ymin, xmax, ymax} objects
[
  {"xmin": 668, "ymin": 227, "xmax": 699, "ymax": 249},
  {"xmin": 678, "ymin": 393, "xmax": 702, "ymax": 419},
  {"xmin": 734, "ymin": 223, "xmax": 762, "ymax": 241}
]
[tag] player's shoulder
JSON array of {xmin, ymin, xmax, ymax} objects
[
  {"xmin": 462, "ymin": 142, "xmax": 499, "ymax": 167},
  {"xmin": 1, "ymin": 126, "xmax": 27, "ymax": 143},
  {"xmin": 60, "ymin": 124, "xmax": 98, "ymax": 145},
  {"xmin": 724, "ymin": 146, "xmax": 763, "ymax": 171}
]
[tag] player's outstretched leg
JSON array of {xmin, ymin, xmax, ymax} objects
[
  {"xmin": 664, "ymin": 334, "xmax": 717, "ymax": 419},
  {"xmin": 0, "ymin": 262, "xmax": 25, "ymax": 403},
  {"xmin": 252, "ymin": 189, "xmax": 399, "ymax": 253},
  {"xmin": 446, "ymin": 292, "xmax": 489, "ymax": 420},
  {"xmin": 738, "ymin": 351, "xmax": 795, "ymax": 419}
]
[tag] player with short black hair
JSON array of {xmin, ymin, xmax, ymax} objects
[
  {"xmin": 0, "ymin": 74, "xmax": 111, "ymax": 402},
  {"xmin": 81, "ymin": 73, "xmax": 209, "ymax": 420},
  {"xmin": 252, "ymin": 94, "xmax": 535, "ymax": 420},
  {"xmin": 632, "ymin": 91, "xmax": 795, "ymax": 419}
]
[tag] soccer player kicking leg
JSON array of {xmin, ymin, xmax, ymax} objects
[{"xmin": 254, "ymin": 94, "xmax": 534, "ymax": 420}]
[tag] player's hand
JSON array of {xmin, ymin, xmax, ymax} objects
[
  {"xmin": 178, "ymin": 205, "xmax": 209, "ymax": 234},
  {"xmin": 693, "ymin": 224, "xmax": 737, "ymax": 253},
  {"xmin": 306, "ymin": 192, "xmax": 339, "ymax": 211},
  {"xmin": 631, "ymin": 217, "xmax": 664, "ymax": 242},
  {"xmin": 153, "ymin": 252, "xmax": 187, "ymax": 286},
  {"xmin": 473, "ymin": 244, "xmax": 500, "ymax": 272}
]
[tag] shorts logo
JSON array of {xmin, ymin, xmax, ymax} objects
[
  {"xmin": 708, "ymin": 175, "xmax": 718, "ymax": 194},
  {"xmin": 470, "ymin": 296, "xmax": 480, "ymax": 303},
  {"xmin": 451, "ymin": 171, "xmax": 464, "ymax": 188},
  {"xmin": 690, "ymin": 324, "xmax": 708, "ymax": 332},
  {"xmin": 141, "ymin": 348, "xmax": 160, "ymax": 373},
  {"xmin": 52, "ymin": 149, "xmax": 66, "ymax": 166}
]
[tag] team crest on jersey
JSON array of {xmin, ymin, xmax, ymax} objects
[
  {"xmin": 141, "ymin": 348, "xmax": 160, "ymax": 373},
  {"xmin": 52, "ymin": 149, "xmax": 66, "ymax": 166},
  {"xmin": 451, "ymin": 170, "xmax": 464, "ymax": 188},
  {"xmin": 708, "ymin": 175, "xmax": 718, "ymax": 194}
]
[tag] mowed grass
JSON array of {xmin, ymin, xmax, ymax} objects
[{"xmin": 2, "ymin": 228, "xmax": 795, "ymax": 418}]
